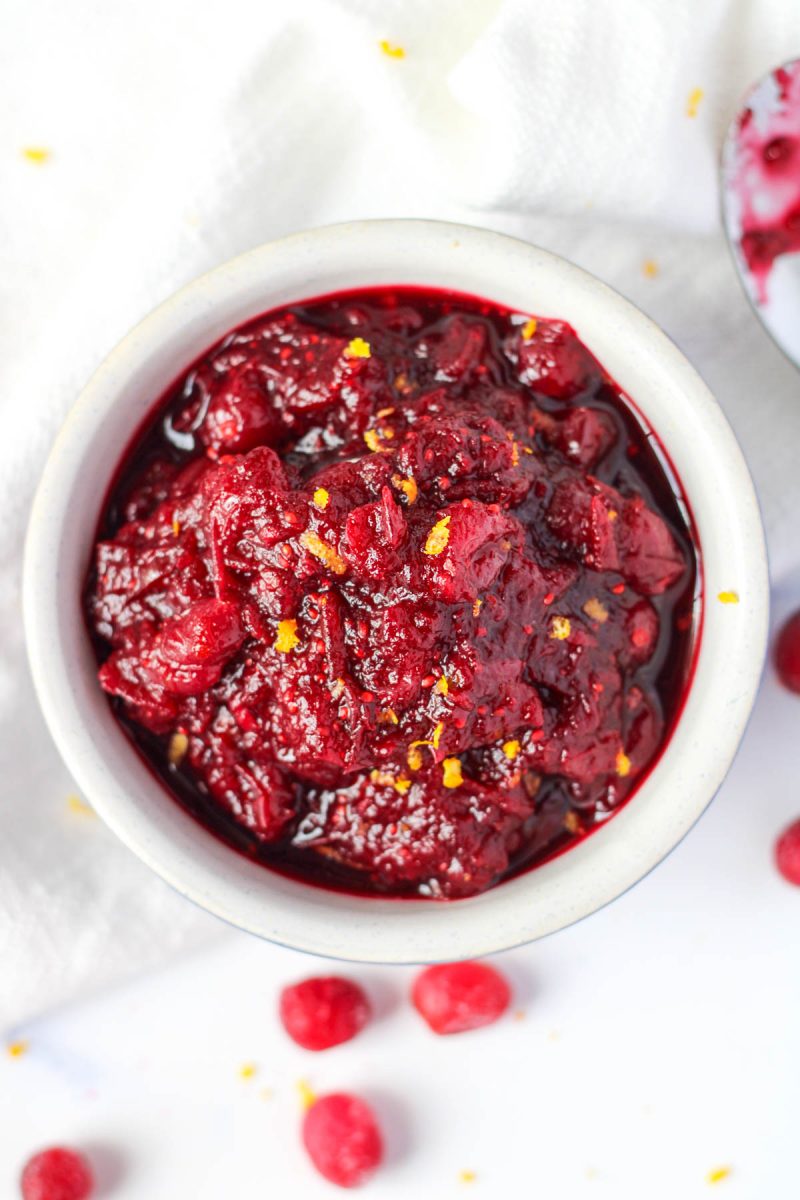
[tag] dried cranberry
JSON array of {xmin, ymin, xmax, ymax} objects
[
  {"xmin": 20, "ymin": 1148, "xmax": 93, "ymax": 1200},
  {"xmin": 302, "ymin": 1092, "xmax": 383, "ymax": 1187},
  {"xmin": 775, "ymin": 817, "xmax": 800, "ymax": 886},
  {"xmin": 279, "ymin": 976, "xmax": 371, "ymax": 1050},
  {"xmin": 775, "ymin": 610, "xmax": 800, "ymax": 693},
  {"xmin": 411, "ymin": 961, "xmax": 511, "ymax": 1034}
]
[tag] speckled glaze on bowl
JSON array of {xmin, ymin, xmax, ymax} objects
[{"xmin": 23, "ymin": 220, "xmax": 768, "ymax": 962}]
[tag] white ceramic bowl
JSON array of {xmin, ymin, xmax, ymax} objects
[{"xmin": 24, "ymin": 220, "xmax": 768, "ymax": 962}]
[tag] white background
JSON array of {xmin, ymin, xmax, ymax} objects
[{"xmin": 3, "ymin": 1, "xmax": 800, "ymax": 1196}]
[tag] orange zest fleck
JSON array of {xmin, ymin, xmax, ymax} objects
[
  {"xmin": 297, "ymin": 1079, "xmax": 316, "ymax": 1110},
  {"xmin": 364, "ymin": 427, "xmax": 395, "ymax": 453},
  {"xmin": 407, "ymin": 745, "xmax": 424, "ymax": 771},
  {"xmin": 167, "ymin": 732, "xmax": 189, "ymax": 766},
  {"xmin": 66, "ymin": 793, "xmax": 94, "ymax": 817},
  {"xmin": 331, "ymin": 677, "xmax": 346, "ymax": 700},
  {"xmin": 344, "ymin": 336, "xmax": 371, "ymax": 359},
  {"xmin": 299, "ymin": 529, "xmax": 347, "ymax": 575},
  {"xmin": 642, "ymin": 259, "xmax": 659, "ymax": 279},
  {"xmin": 22, "ymin": 147, "xmax": 50, "ymax": 164},
  {"xmin": 717, "ymin": 590, "xmax": 739, "ymax": 605},
  {"xmin": 706, "ymin": 1166, "xmax": 731, "ymax": 1185},
  {"xmin": 379, "ymin": 39, "xmax": 405, "ymax": 58},
  {"xmin": 687, "ymin": 87, "xmax": 704, "ymax": 118},
  {"xmin": 442, "ymin": 757, "xmax": 463, "ymax": 788},
  {"xmin": 431, "ymin": 721, "xmax": 444, "ymax": 750},
  {"xmin": 434, "ymin": 675, "xmax": 449, "ymax": 696},
  {"xmin": 459, "ymin": 1169, "xmax": 477, "ymax": 1184},
  {"xmin": 7, "ymin": 1041, "xmax": 28, "ymax": 1058},
  {"xmin": 583, "ymin": 597, "xmax": 608, "ymax": 623},
  {"xmin": 511, "ymin": 441, "xmax": 520, "ymax": 467},
  {"xmin": 370, "ymin": 769, "xmax": 411, "ymax": 794},
  {"xmin": 274, "ymin": 619, "xmax": 300, "ymax": 653},
  {"xmin": 616, "ymin": 750, "xmax": 631, "ymax": 777},
  {"xmin": 502, "ymin": 739, "xmax": 520, "ymax": 761},
  {"xmin": 378, "ymin": 707, "xmax": 400, "ymax": 725},
  {"xmin": 550, "ymin": 615, "xmax": 571, "ymax": 640},
  {"xmin": 521, "ymin": 317, "xmax": 538, "ymax": 340},
  {"xmin": 239, "ymin": 1062, "xmax": 257, "ymax": 1080},
  {"xmin": 472, "ymin": 598, "xmax": 483, "ymax": 617},
  {"xmin": 393, "ymin": 474, "xmax": 418, "ymax": 504},
  {"xmin": 172, "ymin": 517, "xmax": 181, "ymax": 536},
  {"xmin": 312, "ymin": 487, "xmax": 330, "ymax": 510},
  {"xmin": 423, "ymin": 514, "xmax": 451, "ymax": 556}
]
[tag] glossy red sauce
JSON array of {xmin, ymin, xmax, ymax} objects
[
  {"xmin": 86, "ymin": 287, "xmax": 700, "ymax": 899},
  {"xmin": 730, "ymin": 61, "xmax": 800, "ymax": 304}
]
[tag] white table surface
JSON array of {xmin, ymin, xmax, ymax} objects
[{"xmin": 3, "ymin": 579, "xmax": 799, "ymax": 1198}]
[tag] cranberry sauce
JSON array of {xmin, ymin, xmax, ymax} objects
[
  {"xmin": 729, "ymin": 61, "xmax": 800, "ymax": 304},
  {"xmin": 86, "ymin": 287, "xmax": 699, "ymax": 899}
]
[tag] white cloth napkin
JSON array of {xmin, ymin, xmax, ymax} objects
[{"xmin": 3, "ymin": 0, "xmax": 800, "ymax": 1033}]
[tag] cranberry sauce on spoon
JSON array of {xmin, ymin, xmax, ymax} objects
[{"xmin": 86, "ymin": 287, "xmax": 699, "ymax": 899}]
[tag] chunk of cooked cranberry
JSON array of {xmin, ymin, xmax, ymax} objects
[
  {"xmin": 90, "ymin": 533, "xmax": 210, "ymax": 643},
  {"xmin": 419, "ymin": 315, "xmax": 487, "ymax": 383},
  {"xmin": 353, "ymin": 600, "xmax": 441, "ymax": 711},
  {"xmin": 144, "ymin": 598, "xmax": 245, "ymax": 696},
  {"xmin": 342, "ymin": 486, "xmax": 407, "ymax": 579},
  {"xmin": 421, "ymin": 501, "xmax": 523, "ymax": 603},
  {"xmin": 507, "ymin": 318, "xmax": 595, "ymax": 398},
  {"xmin": 411, "ymin": 961, "xmax": 511, "ymax": 1034},
  {"xmin": 547, "ymin": 478, "xmax": 621, "ymax": 571},
  {"xmin": 616, "ymin": 495, "xmax": 686, "ymax": 595},
  {"xmin": 311, "ymin": 455, "xmax": 394, "ymax": 511},
  {"xmin": 20, "ymin": 1148, "xmax": 94, "ymax": 1200},
  {"xmin": 266, "ymin": 642, "xmax": 372, "ymax": 780},
  {"xmin": 547, "ymin": 406, "xmax": 617, "ymax": 467},
  {"xmin": 279, "ymin": 976, "xmax": 371, "ymax": 1050},
  {"xmin": 193, "ymin": 364, "xmax": 284, "ymax": 454},
  {"xmin": 98, "ymin": 622, "xmax": 182, "ymax": 732},
  {"xmin": 201, "ymin": 446, "xmax": 306, "ymax": 560},
  {"xmin": 547, "ymin": 481, "xmax": 685, "ymax": 594},
  {"xmin": 393, "ymin": 411, "xmax": 531, "ymax": 507},
  {"xmin": 219, "ymin": 320, "xmax": 360, "ymax": 421},
  {"xmin": 302, "ymin": 1093, "xmax": 384, "ymax": 1188},
  {"xmin": 185, "ymin": 707, "xmax": 296, "ymax": 839},
  {"xmin": 294, "ymin": 770, "xmax": 533, "ymax": 898},
  {"xmin": 775, "ymin": 609, "xmax": 800, "ymax": 693}
]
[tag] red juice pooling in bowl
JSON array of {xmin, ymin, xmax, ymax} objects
[{"xmin": 85, "ymin": 287, "xmax": 699, "ymax": 899}]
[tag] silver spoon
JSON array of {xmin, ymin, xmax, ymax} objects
[{"xmin": 721, "ymin": 57, "xmax": 800, "ymax": 368}]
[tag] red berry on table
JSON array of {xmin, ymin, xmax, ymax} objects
[
  {"xmin": 20, "ymin": 1148, "xmax": 94, "ymax": 1200},
  {"xmin": 775, "ymin": 609, "xmax": 800, "ymax": 693},
  {"xmin": 279, "ymin": 976, "xmax": 371, "ymax": 1051},
  {"xmin": 411, "ymin": 961, "xmax": 511, "ymax": 1035},
  {"xmin": 302, "ymin": 1092, "xmax": 383, "ymax": 1188},
  {"xmin": 775, "ymin": 817, "xmax": 800, "ymax": 886}
]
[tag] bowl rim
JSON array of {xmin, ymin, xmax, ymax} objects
[{"xmin": 23, "ymin": 218, "xmax": 769, "ymax": 963}]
